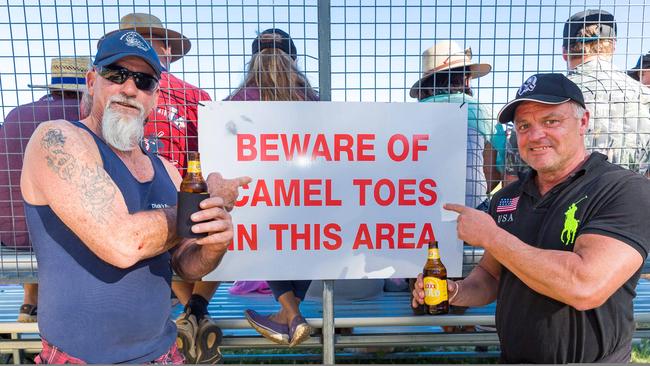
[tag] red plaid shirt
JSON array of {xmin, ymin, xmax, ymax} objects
[
  {"xmin": 143, "ymin": 72, "xmax": 211, "ymax": 174},
  {"xmin": 35, "ymin": 338, "xmax": 184, "ymax": 364}
]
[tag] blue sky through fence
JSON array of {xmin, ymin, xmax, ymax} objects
[{"xmin": 1, "ymin": 0, "xmax": 649, "ymax": 119}]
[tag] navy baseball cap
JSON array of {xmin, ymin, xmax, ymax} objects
[
  {"xmin": 563, "ymin": 9, "xmax": 616, "ymax": 49},
  {"xmin": 94, "ymin": 30, "xmax": 164, "ymax": 78},
  {"xmin": 497, "ymin": 73, "xmax": 586, "ymax": 123},
  {"xmin": 251, "ymin": 28, "xmax": 297, "ymax": 60},
  {"xmin": 628, "ymin": 52, "xmax": 650, "ymax": 80}
]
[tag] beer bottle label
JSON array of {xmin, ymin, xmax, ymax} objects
[
  {"xmin": 423, "ymin": 276, "xmax": 448, "ymax": 305},
  {"xmin": 187, "ymin": 161, "xmax": 201, "ymax": 174},
  {"xmin": 427, "ymin": 248, "xmax": 440, "ymax": 259}
]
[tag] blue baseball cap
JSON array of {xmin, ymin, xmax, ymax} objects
[{"xmin": 94, "ymin": 30, "xmax": 164, "ymax": 78}]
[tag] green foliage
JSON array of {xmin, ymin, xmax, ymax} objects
[{"xmin": 633, "ymin": 339, "xmax": 650, "ymax": 363}]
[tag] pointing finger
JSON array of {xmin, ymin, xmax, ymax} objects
[
  {"xmin": 443, "ymin": 203, "xmax": 466, "ymax": 213},
  {"xmin": 235, "ymin": 175, "xmax": 252, "ymax": 187}
]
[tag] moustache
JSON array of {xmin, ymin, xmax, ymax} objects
[{"xmin": 106, "ymin": 95, "xmax": 145, "ymax": 114}]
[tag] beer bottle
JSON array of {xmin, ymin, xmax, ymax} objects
[
  {"xmin": 177, "ymin": 152, "xmax": 209, "ymax": 238},
  {"xmin": 423, "ymin": 241, "xmax": 449, "ymax": 315}
]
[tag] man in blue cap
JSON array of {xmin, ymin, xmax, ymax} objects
[
  {"xmin": 20, "ymin": 29, "xmax": 249, "ymax": 364},
  {"xmin": 413, "ymin": 73, "xmax": 650, "ymax": 363},
  {"xmin": 629, "ymin": 52, "xmax": 650, "ymax": 86}
]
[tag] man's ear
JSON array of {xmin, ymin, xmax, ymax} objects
[
  {"xmin": 562, "ymin": 47, "xmax": 568, "ymax": 62},
  {"xmin": 579, "ymin": 108, "xmax": 590, "ymax": 135},
  {"xmin": 86, "ymin": 69, "xmax": 96, "ymax": 97},
  {"xmin": 149, "ymin": 88, "xmax": 161, "ymax": 113}
]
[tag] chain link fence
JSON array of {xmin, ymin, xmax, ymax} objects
[{"xmin": 1, "ymin": 0, "xmax": 649, "ymax": 281}]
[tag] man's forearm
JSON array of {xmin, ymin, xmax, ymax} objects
[
  {"xmin": 172, "ymin": 241, "xmax": 228, "ymax": 282},
  {"xmin": 452, "ymin": 264, "xmax": 499, "ymax": 307},
  {"xmin": 119, "ymin": 206, "xmax": 181, "ymax": 264}
]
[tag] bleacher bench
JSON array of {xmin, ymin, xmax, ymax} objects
[{"xmin": 0, "ymin": 247, "xmax": 649, "ymax": 363}]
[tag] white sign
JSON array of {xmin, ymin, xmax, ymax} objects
[{"xmin": 198, "ymin": 102, "xmax": 467, "ymax": 280}]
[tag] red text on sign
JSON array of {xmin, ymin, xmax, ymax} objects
[
  {"xmin": 228, "ymin": 224, "xmax": 258, "ymax": 251},
  {"xmin": 269, "ymin": 223, "xmax": 343, "ymax": 251},
  {"xmin": 352, "ymin": 222, "xmax": 436, "ymax": 249},
  {"xmin": 387, "ymin": 134, "xmax": 429, "ymax": 161},
  {"xmin": 237, "ymin": 133, "xmax": 376, "ymax": 162},
  {"xmin": 236, "ymin": 179, "xmax": 343, "ymax": 207},
  {"xmin": 352, "ymin": 178, "xmax": 437, "ymax": 206}
]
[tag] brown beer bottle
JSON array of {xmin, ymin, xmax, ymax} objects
[
  {"xmin": 177, "ymin": 152, "xmax": 209, "ymax": 238},
  {"xmin": 423, "ymin": 241, "xmax": 449, "ymax": 315},
  {"xmin": 181, "ymin": 152, "xmax": 208, "ymax": 193}
]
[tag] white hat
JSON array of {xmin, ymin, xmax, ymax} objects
[
  {"xmin": 120, "ymin": 13, "xmax": 191, "ymax": 63},
  {"xmin": 409, "ymin": 41, "xmax": 491, "ymax": 99}
]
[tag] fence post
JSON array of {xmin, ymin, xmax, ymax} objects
[
  {"xmin": 317, "ymin": 0, "xmax": 332, "ymax": 102},
  {"xmin": 322, "ymin": 280, "xmax": 335, "ymax": 364},
  {"xmin": 317, "ymin": 2, "xmax": 334, "ymax": 363}
]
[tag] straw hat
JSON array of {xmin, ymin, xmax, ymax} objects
[
  {"xmin": 409, "ymin": 41, "xmax": 491, "ymax": 99},
  {"xmin": 120, "ymin": 13, "xmax": 190, "ymax": 63},
  {"xmin": 28, "ymin": 56, "xmax": 90, "ymax": 92}
]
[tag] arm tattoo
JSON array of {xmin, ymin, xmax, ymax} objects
[
  {"xmin": 41, "ymin": 128, "xmax": 117, "ymax": 224},
  {"xmin": 41, "ymin": 129, "xmax": 76, "ymax": 180},
  {"xmin": 79, "ymin": 164, "xmax": 117, "ymax": 224}
]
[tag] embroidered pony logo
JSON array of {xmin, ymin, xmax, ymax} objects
[{"xmin": 561, "ymin": 196, "xmax": 587, "ymax": 245}]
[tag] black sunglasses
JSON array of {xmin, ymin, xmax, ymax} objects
[{"xmin": 96, "ymin": 64, "xmax": 159, "ymax": 92}]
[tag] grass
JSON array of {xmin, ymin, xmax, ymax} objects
[
  {"xmin": 222, "ymin": 342, "xmax": 650, "ymax": 364},
  {"xmin": 633, "ymin": 339, "xmax": 650, "ymax": 363},
  {"xmin": 222, "ymin": 345, "xmax": 500, "ymax": 364}
]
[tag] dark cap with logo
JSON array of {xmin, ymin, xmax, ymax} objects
[
  {"xmin": 563, "ymin": 9, "xmax": 616, "ymax": 49},
  {"xmin": 94, "ymin": 30, "xmax": 164, "ymax": 78},
  {"xmin": 251, "ymin": 28, "xmax": 297, "ymax": 60},
  {"xmin": 628, "ymin": 52, "xmax": 650, "ymax": 81},
  {"xmin": 497, "ymin": 73, "xmax": 586, "ymax": 123}
]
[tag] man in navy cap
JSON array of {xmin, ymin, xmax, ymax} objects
[
  {"xmin": 117, "ymin": 13, "xmax": 221, "ymax": 364},
  {"xmin": 413, "ymin": 73, "xmax": 650, "ymax": 363},
  {"xmin": 629, "ymin": 52, "xmax": 650, "ymax": 86},
  {"xmin": 20, "ymin": 29, "xmax": 249, "ymax": 364},
  {"xmin": 562, "ymin": 9, "xmax": 650, "ymax": 176}
]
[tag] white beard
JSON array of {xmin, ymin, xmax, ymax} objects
[{"xmin": 101, "ymin": 95, "xmax": 146, "ymax": 151}]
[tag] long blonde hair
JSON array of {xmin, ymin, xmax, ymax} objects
[
  {"xmin": 567, "ymin": 24, "xmax": 615, "ymax": 61},
  {"xmin": 235, "ymin": 33, "xmax": 318, "ymax": 101}
]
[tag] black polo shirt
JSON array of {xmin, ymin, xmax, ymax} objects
[{"xmin": 490, "ymin": 152, "xmax": 650, "ymax": 363}]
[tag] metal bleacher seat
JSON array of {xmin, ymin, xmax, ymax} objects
[{"xmin": 0, "ymin": 247, "xmax": 649, "ymax": 363}]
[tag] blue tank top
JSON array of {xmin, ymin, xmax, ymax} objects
[{"xmin": 24, "ymin": 121, "xmax": 177, "ymax": 363}]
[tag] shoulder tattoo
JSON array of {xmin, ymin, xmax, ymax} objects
[
  {"xmin": 41, "ymin": 128, "xmax": 116, "ymax": 224},
  {"xmin": 41, "ymin": 128, "xmax": 76, "ymax": 180}
]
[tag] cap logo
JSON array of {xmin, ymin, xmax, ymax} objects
[
  {"xmin": 518, "ymin": 75, "xmax": 537, "ymax": 96},
  {"xmin": 120, "ymin": 31, "xmax": 151, "ymax": 52}
]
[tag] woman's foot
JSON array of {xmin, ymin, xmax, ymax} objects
[
  {"xmin": 244, "ymin": 309, "xmax": 290, "ymax": 345},
  {"xmin": 288, "ymin": 315, "xmax": 312, "ymax": 347}
]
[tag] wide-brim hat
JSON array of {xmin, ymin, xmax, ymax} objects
[
  {"xmin": 28, "ymin": 56, "xmax": 90, "ymax": 92},
  {"xmin": 119, "ymin": 13, "xmax": 191, "ymax": 63},
  {"xmin": 409, "ymin": 40, "xmax": 491, "ymax": 99}
]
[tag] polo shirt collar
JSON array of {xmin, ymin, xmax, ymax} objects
[{"xmin": 519, "ymin": 152, "xmax": 607, "ymax": 201}]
